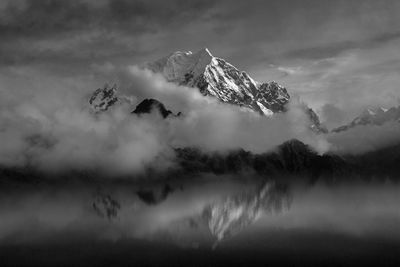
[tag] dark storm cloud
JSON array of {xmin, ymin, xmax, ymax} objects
[
  {"xmin": 0, "ymin": 0, "xmax": 216, "ymax": 37},
  {"xmin": 1, "ymin": 0, "xmax": 400, "ymax": 67},
  {"xmin": 0, "ymin": 0, "xmax": 216, "ymax": 65},
  {"xmin": 107, "ymin": 0, "xmax": 216, "ymax": 27},
  {"xmin": 0, "ymin": 0, "xmax": 92, "ymax": 37}
]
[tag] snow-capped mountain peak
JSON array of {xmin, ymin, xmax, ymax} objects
[
  {"xmin": 146, "ymin": 48, "xmax": 213, "ymax": 85},
  {"xmin": 88, "ymin": 48, "xmax": 326, "ymax": 133},
  {"xmin": 146, "ymin": 48, "xmax": 290, "ymax": 116}
]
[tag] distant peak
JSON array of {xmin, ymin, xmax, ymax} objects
[
  {"xmin": 132, "ymin": 98, "xmax": 173, "ymax": 118},
  {"xmin": 88, "ymin": 84, "xmax": 119, "ymax": 112}
]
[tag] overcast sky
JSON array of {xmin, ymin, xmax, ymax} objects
[{"xmin": 1, "ymin": 0, "xmax": 400, "ymax": 127}]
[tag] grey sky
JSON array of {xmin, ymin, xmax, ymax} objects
[{"xmin": 1, "ymin": 0, "xmax": 400, "ymax": 127}]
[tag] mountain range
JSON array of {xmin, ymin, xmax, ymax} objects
[
  {"xmin": 146, "ymin": 48, "xmax": 290, "ymax": 115},
  {"xmin": 2, "ymin": 48, "xmax": 399, "ymax": 183},
  {"xmin": 83, "ymin": 48, "xmax": 400, "ymax": 182},
  {"xmin": 332, "ymin": 106, "xmax": 400, "ymax": 132},
  {"xmin": 89, "ymin": 48, "xmax": 327, "ymax": 133}
]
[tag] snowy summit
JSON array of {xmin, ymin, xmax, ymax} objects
[{"xmin": 146, "ymin": 48, "xmax": 290, "ymax": 116}]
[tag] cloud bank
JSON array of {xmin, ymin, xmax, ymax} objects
[
  {"xmin": 1, "ymin": 0, "xmax": 399, "ymax": 127},
  {"xmin": 327, "ymin": 122, "xmax": 400, "ymax": 154},
  {"xmin": 0, "ymin": 64, "xmax": 331, "ymax": 175},
  {"xmin": 1, "ymin": 61, "xmax": 400, "ymax": 176}
]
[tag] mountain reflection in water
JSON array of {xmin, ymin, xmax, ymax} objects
[
  {"xmin": 88, "ymin": 180, "xmax": 291, "ymax": 247},
  {"xmin": 203, "ymin": 183, "xmax": 291, "ymax": 245},
  {"xmin": 1, "ymin": 177, "xmax": 400, "ymax": 266}
]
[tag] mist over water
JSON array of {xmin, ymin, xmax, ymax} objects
[
  {"xmin": 1, "ymin": 63, "xmax": 400, "ymax": 266},
  {"xmin": 0, "ymin": 176, "xmax": 400, "ymax": 266},
  {"xmin": 1, "ymin": 1, "xmax": 400, "ymax": 266}
]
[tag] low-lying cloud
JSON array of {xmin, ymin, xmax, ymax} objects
[
  {"xmin": 121, "ymin": 67, "xmax": 329, "ymax": 153},
  {"xmin": 0, "ymin": 64, "xmax": 330, "ymax": 175},
  {"xmin": 1, "ymin": 62, "xmax": 400, "ymax": 176},
  {"xmin": 327, "ymin": 121, "xmax": 400, "ymax": 154}
]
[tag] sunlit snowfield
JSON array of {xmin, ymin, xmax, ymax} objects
[{"xmin": 0, "ymin": 177, "xmax": 400, "ymax": 266}]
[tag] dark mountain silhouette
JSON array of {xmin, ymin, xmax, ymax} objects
[
  {"xmin": 1, "ymin": 139, "xmax": 400, "ymax": 184},
  {"xmin": 132, "ymin": 98, "xmax": 175, "ymax": 118}
]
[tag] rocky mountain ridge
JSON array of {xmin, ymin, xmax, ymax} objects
[
  {"xmin": 89, "ymin": 48, "xmax": 327, "ymax": 133},
  {"xmin": 332, "ymin": 106, "xmax": 400, "ymax": 132},
  {"xmin": 146, "ymin": 48, "xmax": 290, "ymax": 115}
]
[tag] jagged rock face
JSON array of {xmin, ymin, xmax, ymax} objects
[
  {"xmin": 88, "ymin": 86, "xmax": 176, "ymax": 118},
  {"xmin": 257, "ymin": 82, "xmax": 290, "ymax": 113},
  {"xmin": 146, "ymin": 48, "xmax": 290, "ymax": 116},
  {"xmin": 146, "ymin": 48, "xmax": 326, "ymax": 132},
  {"xmin": 88, "ymin": 48, "xmax": 325, "ymax": 133},
  {"xmin": 132, "ymin": 98, "xmax": 174, "ymax": 118},
  {"xmin": 332, "ymin": 106, "xmax": 400, "ymax": 133},
  {"xmin": 89, "ymin": 84, "xmax": 120, "ymax": 112},
  {"xmin": 306, "ymin": 108, "xmax": 328, "ymax": 134}
]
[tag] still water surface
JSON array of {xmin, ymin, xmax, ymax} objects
[{"xmin": 0, "ymin": 177, "xmax": 399, "ymax": 266}]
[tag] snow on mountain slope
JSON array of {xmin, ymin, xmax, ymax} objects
[
  {"xmin": 88, "ymin": 48, "xmax": 326, "ymax": 133},
  {"xmin": 146, "ymin": 48, "xmax": 290, "ymax": 115},
  {"xmin": 332, "ymin": 106, "xmax": 400, "ymax": 133}
]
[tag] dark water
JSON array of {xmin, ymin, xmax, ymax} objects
[{"xmin": 0, "ymin": 177, "xmax": 400, "ymax": 266}]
